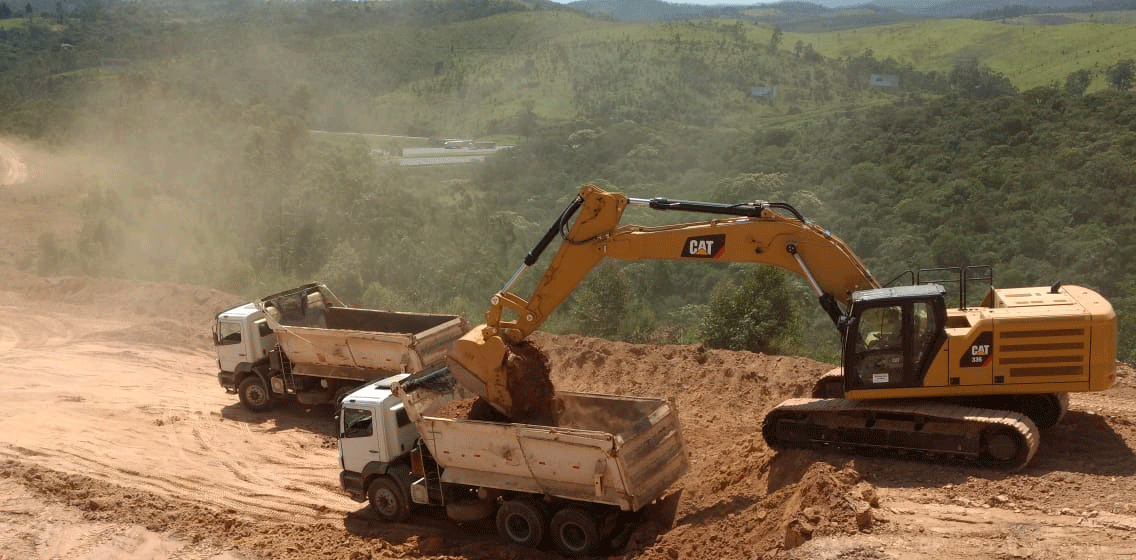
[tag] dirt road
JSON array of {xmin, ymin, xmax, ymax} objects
[{"xmin": 1, "ymin": 140, "xmax": 1135, "ymax": 559}]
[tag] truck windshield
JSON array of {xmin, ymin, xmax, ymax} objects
[
  {"xmin": 342, "ymin": 407, "xmax": 373, "ymax": 438},
  {"xmin": 216, "ymin": 321, "xmax": 242, "ymax": 345}
]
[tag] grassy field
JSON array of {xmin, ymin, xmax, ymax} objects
[
  {"xmin": 789, "ymin": 11, "xmax": 1136, "ymax": 92},
  {"xmin": 343, "ymin": 7, "xmax": 1136, "ymax": 137}
]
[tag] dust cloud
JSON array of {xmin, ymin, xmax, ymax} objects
[{"xmin": 2, "ymin": 28, "xmax": 395, "ymax": 295}]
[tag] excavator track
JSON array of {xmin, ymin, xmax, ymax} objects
[{"xmin": 763, "ymin": 398, "xmax": 1040, "ymax": 472}]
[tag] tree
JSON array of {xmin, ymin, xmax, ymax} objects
[
  {"xmin": 568, "ymin": 262, "xmax": 636, "ymax": 340},
  {"xmin": 1106, "ymin": 59, "xmax": 1134, "ymax": 91},
  {"xmin": 698, "ymin": 265, "xmax": 802, "ymax": 355},
  {"xmin": 0, "ymin": 2, "xmax": 12, "ymax": 18},
  {"xmin": 1064, "ymin": 69, "xmax": 1092, "ymax": 96},
  {"xmin": 768, "ymin": 26, "xmax": 783, "ymax": 54},
  {"xmin": 24, "ymin": 1, "xmax": 30, "ymax": 16},
  {"xmin": 949, "ymin": 58, "xmax": 1017, "ymax": 99}
]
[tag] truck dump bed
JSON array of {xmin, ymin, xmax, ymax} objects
[
  {"xmin": 258, "ymin": 283, "xmax": 467, "ymax": 381},
  {"xmin": 394, "ymin": 369, "xmax": 689, "ymax": 512}
]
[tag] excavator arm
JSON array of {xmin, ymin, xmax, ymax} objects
[{"xmin": 448, "ymin": 184, "xmax": 880, "ymax": 417}]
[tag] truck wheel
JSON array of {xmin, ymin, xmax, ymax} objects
[
  {"xmin": 496, "ymin": 498, "xmax": 545, "ymax": 548},
  {"xmin": 368, "ymin": 476, "xmax": 410, "ymax": 522},
  {"xmin": 238, "ymin": 376, "xmax": 273, "ymax": 412},
  {"xmin": 550, "ymin": 507, "xmax": 600, "ymax": 557}
]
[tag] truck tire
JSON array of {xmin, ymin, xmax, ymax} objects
[
  {"xmin": 496, "ymin": 498, "xmax": 545, "ymax": 548},
  {"xmin": 368, "ymin": 475, "xmax": 410, "ymax": 522},
  {"xmin": 550, "ymin": 507, "xmax": 600, "ymax": 557},
  {"xmin": 238, "ymin": 376, "xmax": 273, "ymax": 412}
]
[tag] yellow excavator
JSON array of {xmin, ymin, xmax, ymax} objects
[{"xmin": 448, "ymin": 185, "xmax": 1117, "ymax": 471}]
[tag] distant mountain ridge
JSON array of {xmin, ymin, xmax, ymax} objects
[{"xmin": 565, "ymin": 0, "xmax": 1136, "ymax": 21}]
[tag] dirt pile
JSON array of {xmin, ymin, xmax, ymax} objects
[
  {"xmin": 625, "ymin": 460, "xmax": 878, "ymax": 560},
  {"xmin": 771, "ymin": 462, "xmax": 879, "ymax": 549}
]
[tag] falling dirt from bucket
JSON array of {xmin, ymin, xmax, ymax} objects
[{"xmin": 503, "ymin": 340, "xmax": 558, "ymax": 425}]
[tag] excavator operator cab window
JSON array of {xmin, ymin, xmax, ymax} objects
[
  {"xmin": 845, "ymin": 285, "xmax": 947, "ymax": 390},
  {"xmin": 854, "ymin": 306, "xmax": 905, "ymax": 385}
]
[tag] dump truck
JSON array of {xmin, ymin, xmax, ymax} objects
[
  {"xmin": 338, "ymin": 367, "xmax": 689, "ymax": 557},
  {"xmin": 215, "ymin": 283, "xmax": 467, "ymax": 411}
]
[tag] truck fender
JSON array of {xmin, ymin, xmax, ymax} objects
[
  {"xmin": 233, "ymin": 362, "xmax": 282, "ymax": 405},
  {"xmin": 233, "ymin": 363, "xmax": 269, "ymax": 387},
  {"xmin": 362, "ymin": 461, "xmax": 414, "ymax": 511},
  {"xmin": 362, "ymin": 461, "xmax": 413, "ymax": 494}
]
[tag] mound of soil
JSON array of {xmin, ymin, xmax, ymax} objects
[{"xmin": 625, "ymin": 459, "xmax": 878, "ymax": 560}]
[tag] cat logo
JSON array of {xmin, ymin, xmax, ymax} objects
[
  {"xmin": 681, "ymin": 234, "xmax": 726, "ymax": 258},
  {"xmin": 959, "ymin": 331, "xmax": 994, "ymax": 368}
]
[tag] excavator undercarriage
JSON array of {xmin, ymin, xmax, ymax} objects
[{"xmin": 762, "ymin": 398, "xmax": 1040, "ymax": 471}]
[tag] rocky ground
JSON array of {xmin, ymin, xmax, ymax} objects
[{"xmin": 2, "ymin": 139, "xmax": 1135, "ymax": 560}]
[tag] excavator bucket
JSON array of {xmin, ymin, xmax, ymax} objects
[
  {"xmin": 447, "ymin": 324, "xmax": 556, "ymax": 423},
  {"xmin": 447, "ymin": 325, "xmax": 511, "ymax": 414}
]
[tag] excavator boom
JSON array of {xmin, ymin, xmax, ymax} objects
[{"xmin": 448, "ymin": 184, "xmax": 878, "ymax": 418}]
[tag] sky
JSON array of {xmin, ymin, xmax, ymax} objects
[{"xmin": 549, "ymin": 1, "xmax": 783, "ymax": 4}]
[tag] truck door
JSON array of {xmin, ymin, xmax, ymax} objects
[
  {"xmin": 339, "ymin": 405, "xmax": 378, "ymax": 473},
  {"xmin": 247, "ymin": 317, "xmax": 277, "ymax": 363},
  {"xmin": 214, "ymin": 319, "xmax": 248, "ymax": 372}
]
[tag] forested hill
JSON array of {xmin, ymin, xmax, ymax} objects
[
  {"xmin": 2, "ymin": 0, "xmax": 1135, "ymax": 362},
  {"xmin": 565, "ymin": 0, "xmax": 1136, "ymax": 23}
]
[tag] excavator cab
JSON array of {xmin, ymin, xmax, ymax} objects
[{"xmin": 842, "ymin": 284, "xmax": 947, "ymax": 392}]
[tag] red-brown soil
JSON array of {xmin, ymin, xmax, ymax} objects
[{"xmin": 2, "ymin": 140, "xmax": 1135, "ymax": 559}]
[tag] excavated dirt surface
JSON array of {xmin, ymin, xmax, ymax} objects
[{"xmin": 2, "ymin": 141, "xmax": 1136, "ymax": 559}]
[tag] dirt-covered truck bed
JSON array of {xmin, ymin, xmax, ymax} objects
[
  {"xmin": 258, "ymin": 283, "xmax": 467, "ymax": 382},
  {"xmin": 393, "ymin": 368, "xmax": 689, "ymax": 512}
]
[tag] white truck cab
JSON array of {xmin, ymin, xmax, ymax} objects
[
  {"xmin": 214, "ymin": 303, "xmax": 278, "ymax": 410},
  {"xmin": 337, "ymin": 373, "xmax": 422, "ymax": 523},
  {"xmin": 337, "ymin": 374, "xmax": 419, "ymax": 473}
]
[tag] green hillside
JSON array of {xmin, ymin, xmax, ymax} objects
[
  {"xmin": 3, "ymin": 0, "xmax": 1136, "ymax": 362},
  {"xmin": 792, "ymin": 13, "xmax": 1136, "ymax": 92},
  {"xmin": 286, "ymin": 11, "xmax": 906, "ymax": 137}
]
